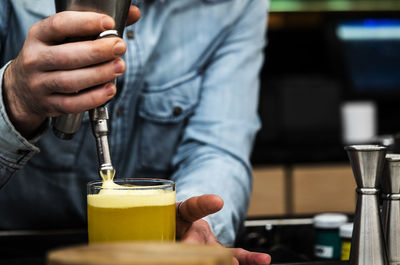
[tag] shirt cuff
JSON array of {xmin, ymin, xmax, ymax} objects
[{"xmin": 0, "ymin": 61, "xmax": 49, "ymax": 169}]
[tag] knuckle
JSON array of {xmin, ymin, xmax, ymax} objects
[
  {"xmin": 28, "ymin": 20, "xmax": 43, "ymax": 38},
  {"xmin": 20, "ymin": 49, "xmax": 38, "ymax": 69},
  {"xmin": 39, "ymin": 75, "xmax": 57, "ymax": 94},
  {"xmin": 28, "ymin": 76, "xmax": 41, "ymax": 91},
  {"xmin": 46, "ymin": 47, "xmax": 74, "ymax": 70},
  {"xmin": 48, "ymin": 14, "xmax": 64, "ymax": 36},
  {"xmin": 55, "ymin": 73, "xmax": 74, "ymax": 92},
  {"xmin": 42, "ymin": 48, "xmax": 60, "ymax": 69},
  {"xmin": 89, "ymin": 91, "xmax": 102, "ymax": 106},
  {"xmin": 59, "ymin": 97, "xmax": 76, "ymax": 114},
  {"xmin": 52, "ymin": 100, "xmax": 65, "ymax": 115},
  {"xmin": 41, "ymin": 78, "xmax": 57, "ymax": 94}
]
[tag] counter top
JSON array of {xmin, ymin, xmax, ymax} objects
[
  {"xmin": 3, "ymin": 258, "xmax": 349, "ymax": 265},
  {"xmin": 0, "ymin": 229, "xmax": 349, "ymax": 265},
  {"xmin": 278, "ymin": 261, "xmax": 348, "ymax": 265}
]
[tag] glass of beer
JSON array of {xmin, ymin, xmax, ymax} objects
[{"xmin": 87, "ymin": 178, "xmax": 176, "ymax": 243}]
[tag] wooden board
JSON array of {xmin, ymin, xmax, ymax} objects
[
  {"xmin": 248, "ymin": 167, "xmax": 286, "ymax": 216},
  {"xmin": 292, "ymin": 164, "xmax": 356, "ymax": 214},
  {"xmin": 47, "ymin": 242, "xmax": 233, "ymax": 265}
]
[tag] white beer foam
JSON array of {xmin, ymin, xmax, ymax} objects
[{"xmin": 88, "ymin": 181, "xmax": 175, "ymax": 208}]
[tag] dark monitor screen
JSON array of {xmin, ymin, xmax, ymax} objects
[{"xmin": 336, "ymin": 19, "xmax": 400, "ymax": 97}]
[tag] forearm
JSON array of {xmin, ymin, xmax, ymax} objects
[
  {"xmin": 0, "ymin": 62, "xmax": 44, "ymax": 188},
  {"xmin": 172, "ymin": 143, "xmax": 252, "ymax": 246},
  {"xmin": 3, "ymin": 59, "xmax": 47, "ymax": 137}
]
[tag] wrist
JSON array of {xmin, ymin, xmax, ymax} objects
[{"xmin": 2, "ymin": 61, "xmax": 45, "ymax": 138}]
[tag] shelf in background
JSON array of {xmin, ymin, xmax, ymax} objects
[{"xmin": 270, "ymin": 0, "xmax": 400, "ymax": 13}]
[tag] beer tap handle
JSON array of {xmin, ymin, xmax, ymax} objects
[
  {"xmin": 89, "ymin": 30, "xmax": 120, "ymax": 179},
  {"xmin": 89, "ymin": 106, "xmax": 115, "ymax": 180}
]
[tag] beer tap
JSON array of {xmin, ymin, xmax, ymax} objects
[
  {"xmin": 89, "ymin": 29, "xmax": 120, "ymax": 180},
  {"xmin": 89, "ymin": 101, "xmax": 115, "ymax": 180}
]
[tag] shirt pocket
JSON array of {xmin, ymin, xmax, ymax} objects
[{"xmin": 137, "ymin": 71, "xmax": 202, "ymax": 172}]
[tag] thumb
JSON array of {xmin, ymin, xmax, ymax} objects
[{"xmin": 177, "ymin": 194, "xmax": 224, "ymax": 223}]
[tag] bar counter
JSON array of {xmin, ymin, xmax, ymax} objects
[
  {"xmin": 0, "ymin": 229, "xmax": 349, "ymax": 265},
  {"xmin": 282, "ymin": 261, "xmax": 348, "ymax": 265},
  {"xmin": 3, "ymin": 254, "xmax": 350, "ymax": 265},
  {"xmin": 3, "ymin": 257, "xmax": 350, "ymax": 265}
]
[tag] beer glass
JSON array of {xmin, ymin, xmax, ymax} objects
[{"xmin": 87, "ymin": 179, "xmax": 176, "ymax": 243}]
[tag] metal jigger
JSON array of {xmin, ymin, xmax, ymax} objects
[
  {"xmin": 345, "ymin": 145, "xmax": 389, "ymax": 265},
  {"xmin": 382, "ymin": 154, "xmax": 400, "ymax": 265}
]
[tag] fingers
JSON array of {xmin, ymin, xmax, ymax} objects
[
  {"xmin": 49, "ymin": 82, "xmax": 116, "ymax": 115},
  {"xmin": 180, "ymin": 219, "xmax": 220, "ymax": 244},
  {"xmin": 178, "ymin": 195, "xmax": 224, "ymax": 223},
  {"xmin": 25, "ymin": 13, "xmax": 127, "ymax": 73},
  {"xmin": 33, "ymin": 7, "xmax": 141, "ymax": 43},
  {"xmin": 38, "ymin": 12, "xmax": 113, "ymax": 42},
  {"xmin": 34, "ymin": 38, "xmax": 126, "ymax": 71},
  {"xmin": 232, "ymin": 248, "xmax": 271, "ymax": 265},
  {"xmin": 40, "ymin": 58, "xmax": 125, "ymax": 94},
  {"xmin": 127, "ymin": 5, "xmax": 141, "ymax": 25},
  {"xmin": 32, "ymin": 11, "xmax": 115, "ymax": 43},
  {"xmin": 3, "ymin": 9, "xmax": 139, "ymax": 137},
  {"xmin": 175, "ymin": 195, "xmax": 270, "ymax": 265}
]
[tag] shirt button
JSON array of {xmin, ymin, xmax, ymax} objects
[
  {"xmin": 116, "ymin": 107, "xmax": 124, "ymax": 117},
  {"xmin": 173, "ymin": 106, "xmax": 183, "ymax": 117},
  {"xmin": 126, "ymin": 30, "xmax": 135, "ymax": 39}
]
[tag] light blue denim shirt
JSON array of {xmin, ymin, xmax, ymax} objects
[{"xmin": 0, "ymin": 0, "xmax": 268, "ymax": 245}]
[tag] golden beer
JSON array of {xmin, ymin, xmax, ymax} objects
[{"xmin": 87, "ymin": 179, "xmax": 175, "ymax": 243}]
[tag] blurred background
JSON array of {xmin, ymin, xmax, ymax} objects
[{"xmin": 239, "ymin": 0, "xmax": 400, "ymax": 263}]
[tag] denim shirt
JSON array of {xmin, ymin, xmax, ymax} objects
[{"xmin": 0, "ymin": 0, "xmax": 268, "ymax": 245}]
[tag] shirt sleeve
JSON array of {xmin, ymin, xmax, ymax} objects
[
  {"xmin": 0, "ymin": 61, "xmax": 47, "ymax": 187},
  {"xmin": 171, "ymin": 0, "xmax": 269, "ymax": 246}
]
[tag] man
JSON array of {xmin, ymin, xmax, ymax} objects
[{"xmin": 0, "ymin": 1, "xmax": 270, "ymax": 264}]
